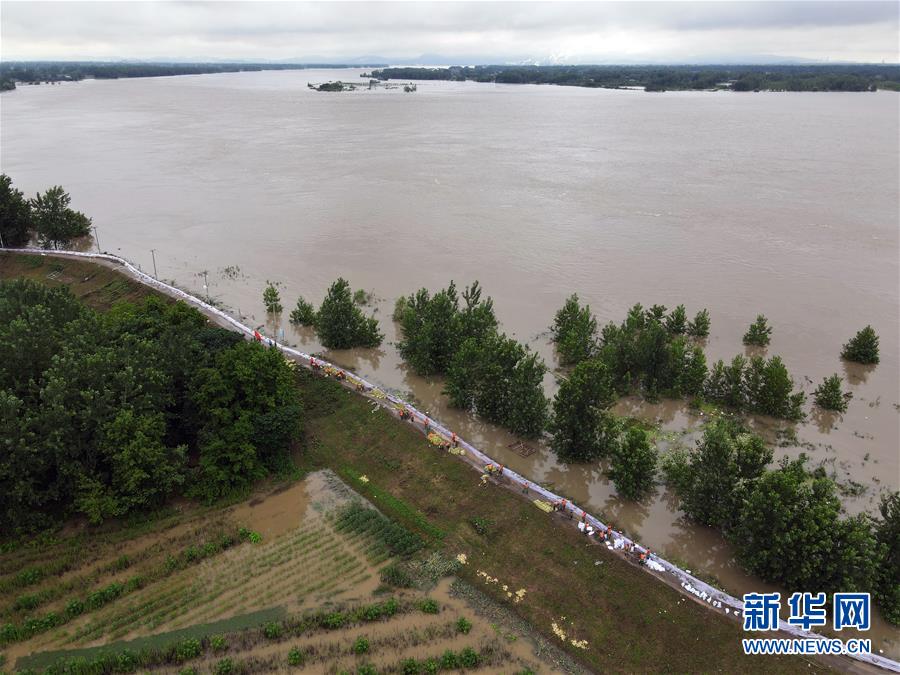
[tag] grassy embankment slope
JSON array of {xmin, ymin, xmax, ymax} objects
[{"xmin": 0, "ymin": 252, "xmax": 814, "ymax": 673}]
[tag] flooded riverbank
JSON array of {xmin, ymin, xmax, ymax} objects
[{"xmin": 2, "ymin": 68, "xmax": 897, "ymax": 652}]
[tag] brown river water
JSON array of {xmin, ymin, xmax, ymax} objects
[{"xmin": 2, "ymin": 69, "xmax": 898, "ymax": 654}]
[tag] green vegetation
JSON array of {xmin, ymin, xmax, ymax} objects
[
  {"xmin": 551, "ymin": 293, "xmax": 597, "ymax": 365},
  {"xmin": 369, "ymin": 64, "xmax": 900, "ymax": 92},
  {"xmin": 287, "ymin": 647, "xmax": 304, "ymax": 666},
  {"xmin": 742, "ymin": 314, "xmax": 772, "ymax": 347},
  {"xmin": 662, "ymin": 421, "xmax": 899, "ymax": 623},
  {"xmin": 0, "ymin": 61, "xmax": 386, "ymax": 86},
  {"xmin": 0, "ymin": 176, "xmax": 91, "ymax": 250},
  {"xmin": 316, "ymin": 278, "xmax": 383, "ymax": 348},
  {"xmin": 813, "ymin": 374, "xmax": 852, "ymax": 412},
  {"xmin": 548, "ymin": 358, "xmax": 619, "ymax": 462},
  {"xmin": 596, "ymin": 303, "xmax": 708, "ymax": 399},
  {"xmin": 874, "ymin": 493, "xmax": 900, "ymax": 624},
  {"xmin": 0, "ymin": 174, "xmax": 32, "ymax": 247},
  {"xmin": 455, "ymin": 616, "xmax": 472, "ymax": 634},
  {"xmin": 445, "ymin": 331, "xmax": 547, "ymax": 437},
  {"xmin": 333, "ymin": 502, "xmax": 424, "ymax": 557},
  {"xmin": 687, "ymin": 308, "xmax": 711, "ymax": 338},
  {"xmin": 262, "ymin": 282, "xmax": 282, "ymax": 313},
  {"xmin": 0, "ymin": 279, "xmax": 301, "ymax": 534},
  {"xmin": 396, "ymin": 280, "xmax": 497, "ymax": 376},
  {"xmin": 608, "ymin": 426, "xmax": 658, "ymax": 500},
  {"xmin": 288, "ymin": 296, "xmax": 316, "ymax": 326},
  {"xmin": 841, "ymin": 325, "xmax": 880, "ymax": 365},
  {"xmin": 705, "ymin": 354, "xmax": 805, "ymax": 420}
]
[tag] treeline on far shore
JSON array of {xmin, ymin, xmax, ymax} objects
[
  {"xmin": 366, "ymin": 64, "xmax": 900, "ymax": 92},
  {"xmin": 0, "ymin": 61, "xmax": 387, "ymax": 91}
]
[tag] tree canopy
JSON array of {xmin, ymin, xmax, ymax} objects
[
  {"xmin": 316, "ymin": 278, "xmax": 383, "ymax": 349},
  {"xmin": 30, "ymin": 186, "xmax": 92, "ymax": 250},
  {"xmin": 551, "ymin": 294, "xmax": 597, "ymax": 366},
  {"xmin": 0, "ymin": 280, "xmax": 301, "ymax": 535},
  {"xmin": 841, "ymin": 326, "xmax": 880, "ymax": 365},
  {"xmin": 0, "ymin": 174, "xmax": 32, "ymax": 247},
  {"xmin": 608, "ymin": 426, "xmax": 658, "ymax": 500},
  {"xmin": 548, "ymin": 358, "xmax": 619, "ymax": 462}
]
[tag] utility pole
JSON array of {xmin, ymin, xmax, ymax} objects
[
  {"xmin": 150, "ymin": 249, "xmax": 158, "ymax": 278},
  {"xmin": 202, "ymin": 271, "xmax": 209, "ymax": 302},
  {"xmin": 0, "ymin": 229, "xmax": 5, "ymax": 248},
  {"xmin": 92, "ymin": 226, "xmax": 101, "ymax": 253}
]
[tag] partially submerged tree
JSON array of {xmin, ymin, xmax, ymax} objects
[
  {"xmin": 813, "ymin": 374, "xmax": 852, "ymax": 413},
  {"xmin": 551, "ymin": 294, "xmax": 597, "ymax": 366},
  {"xmin": 608, "ymin": 426, "xmax": 658, "ymax": 500},
  {"xmin": 705, "ymin": 354, "xmax": 805, "ymax": 421},
  {"xmin": 316, "ymin": 278, "xmax": 383, "ymax": 349},
  {"xmin": 686, "ymin": 308, "xmax": 711, "ymax": 338},
  {"xmin": 662, "ymin": 419, "xmax": 771, "ymax": 529},
  {"xmin": 549, "ymin": 358, "xmax": 619, "ymax": 462},
  {"xmin": 30, "ymin": 186, "xmax": 91, "ymax": 249},
  {"xmin": 445, "ymin": 332, "xmax": 547, "ymax": 437},
  {"xmin": 742, "ymin": 314, "xmax": 772, "ymax": 347},
  {"xmin": 289, "ymin": 296, "xmax": 316, "ymax": 326},
  {"xmin": 262, "ymin": 282, "xmax": 282, "ymax": 314},
  {"xmin": 841, "ymin": 326, "xmax": 880, "ymax": 365}
]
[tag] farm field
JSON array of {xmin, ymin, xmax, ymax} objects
[{"xmin": 0, "ymin": 253, "xmax": 819, "ymax": 673}]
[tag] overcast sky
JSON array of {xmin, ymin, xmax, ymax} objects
[{"xmin": 1, "ymin": 1, "xmax": 897, "ymax": 64}]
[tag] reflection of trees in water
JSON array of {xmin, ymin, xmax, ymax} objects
[
  {"xmin": 665, "ymin": 515, "xmax": 737, "ymax": 577},
  {"xmin": 810, "ymin": 406, "xmax": 840, "ymax": 435},
  {"xmin": 842, "ymin": 360, "xmax": 874, "ymax": 386},
  {"xmin": 601, "ymin": 491, "xmax": 652, "ymax": 535},
  {"xmin": 614, "ymin": 396, "xmax": 683, "ymax": 426},
  {"xmin": 659, "ymin": 483, "xmax": 682, "ymax": 513}
]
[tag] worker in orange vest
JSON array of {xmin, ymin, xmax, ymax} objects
[{"xmin": 451, "ymin": 432, "xmax": 458, "ymax": 447}]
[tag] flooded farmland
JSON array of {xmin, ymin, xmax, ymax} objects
[{"xmin": 2, "ymin": 68, "xmax": 898, "ymax": 653}]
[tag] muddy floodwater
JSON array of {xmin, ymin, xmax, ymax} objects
[{"xmin": 2, "ymin": 69, "xmax": 898, "ymax": 652}]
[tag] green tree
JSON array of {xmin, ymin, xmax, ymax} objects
[
  {"xmin": 742, "ymin": 314, "xmax": 772, "ymax": 347},
  {"xmin": 666, "ymin": 420, "xmax": 772, "ymax": 528},
  {"xmin": 551, "ymin": 294, "xmax": 597, "ymax": 365},
  {"xmin": 316, "ymin": 278, "xmax": 383, "ymax": 349},
  {"xmin": 289, "ymin": 296, "xmax": 316, "ymax": 326},
  {"xmin": 262, "ymin": 282, "xmax": 282, "ymax": 313},
  {"xmin": 0, "ymin": 174, "xmax": 32, "ymax": 247},
  {"xmin": 397, "ymin": 283, "xmax": 460, "ymax": 375},
  {"xmin": 665, "ymin": 304, "xmax": 687, "ymax": 335},
  {"xmin": 874, "ymin": 493, "xmax": 900, "ymax": 624},
  {"xmin": 548, "ymin": 358, "xmax": 619, "ymax": 462},
  {"xmin": 841, "ymin": 326, "xmax": 880, "ymax": 365},
  {"xmin": 608, "ymin": 426, "xmax": 657, "ymax": 500},
  {"xmin": 813, "ymin": 374, "xmax": 851, "ymax": 413},
  {"xmin": 445, "ymin": 333, "xmax": 547, "ymax": 437},
  {"xmin": 687, "ymin": 309, "xmax": 711, "ymax": 338},
  {"xmin": 30, "ymin": 186, "xmax": 91, "ymax": 249},
  {"xmin": 730, "ymin": 458, "xmax": 878, "ymax": 594}
]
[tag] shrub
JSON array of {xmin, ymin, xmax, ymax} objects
[
  {"xmin": 842, "ymin": 326, "xmax": 880, "ymax": 364},
  {"xmin": 323, "ymin": 612, "xmax": 347, "ymax": 629},
  {"xmin": 455, "ymin": 617, "xmax": 472, "ymax": 634},
  {"xmin": 263, "ymin": 621, "xmax": 282, "ymax": 639},
  {"xmin": 380, "ymin": 562, "xmax": 414, "ymax": 588},
  {"xmin": 64, "ymin": 599, "xmax": 85, "ymax": 618},
  {"xmin": 13, "ymin": 593, "xmax": 41, "ymax": 611},
  {"xmin": 287, "ymin": 647, "xmax": 304, "ymax": 666},
  {"xmin": 215, "ymin": 658, "xmax": 234, "ymax": 675},
  {"xmin": 114, "ymin": 554, "xmax": 130, "ymax": 570},
  {"xmin": 742, "ymin": 315, "xmax": 772, "ymax": 346},
  {"xmin": 813, "ymin": 374, "xmax": 852, "ymax": 412},
  {"xmin": 419, "ymin": 598, "xmax": 439, "ymax": 614},
  {"xmin": 211, "ymin": 634, "xmax": 228, "ymax": 652},
  {"xmin": 469, "ymin": 516, "xmax": 493, "ymax": 537},
  {"xmin": 352, "ymin": 636, "xmax": 370, "ymax": 654},
  {"xmin": 357, "ymin": 665, "xmax": 377, "ymax": 675},
  {"xmin": 401, "ymin": 658, "xmax": 419, "ymax": 675},
  {"xmin": 175, "ymin": 638, "xmax": 202, "ymax": 662},
  {"xmin": 440, "ymin": 649, "xmax": 459, "ymax": 668},
  {"xmin": 459, "ymin": 647, "xmax": 480, "ymax": 668}
]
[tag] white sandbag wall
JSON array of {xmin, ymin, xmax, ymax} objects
[{"xmin": 4, "ymin": 248, "xmax": 897, "ymax": 673}]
